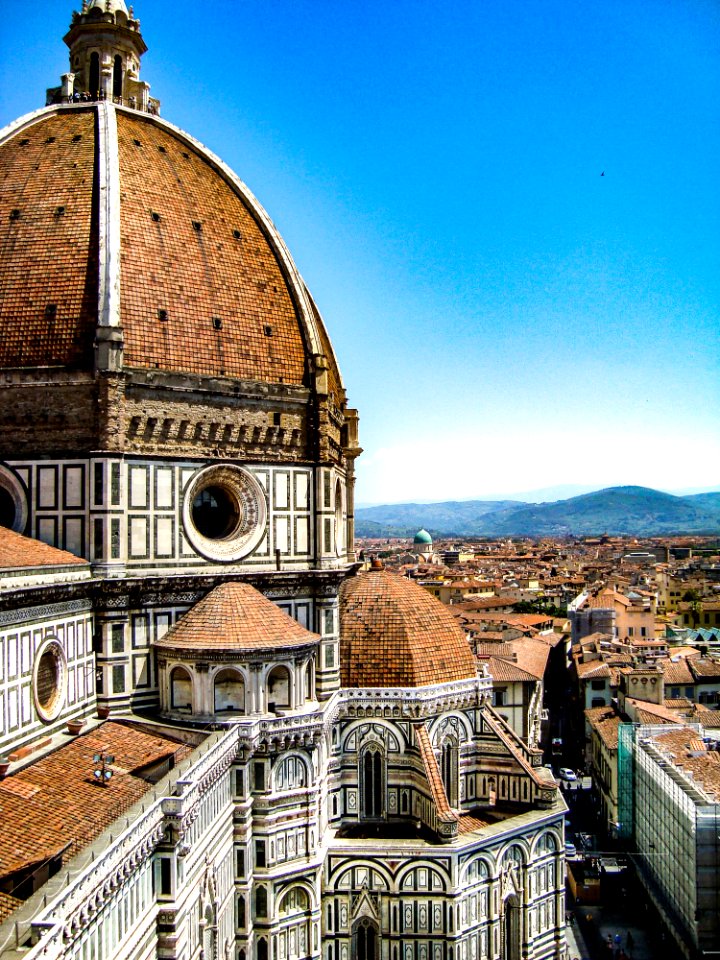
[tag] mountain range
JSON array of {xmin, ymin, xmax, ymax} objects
[{"xmin": 355, "ymin": 486, "xmax": 720, "ymax": 538}]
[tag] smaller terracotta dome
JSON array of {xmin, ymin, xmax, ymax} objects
[
  {"xmin": 155, "ymin": 582, "xmax": 319, "ymax": 654},
  {"xmin": 340, "ymin": 568, "xmax": 478, "ymax": 688}
]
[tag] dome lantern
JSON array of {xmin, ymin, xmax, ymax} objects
[{"xmin": 47, "ymin": 1, "xmax": 158, "ymax": 113}]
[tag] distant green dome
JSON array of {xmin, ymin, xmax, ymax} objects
[{"xmin": 413, "ymin": 529, "xmax": 433, "ymax": 545}]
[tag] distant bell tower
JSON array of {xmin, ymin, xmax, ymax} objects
[{"xmin": 47, "ymin": 1, "xmax": 159, "ymax": 113}]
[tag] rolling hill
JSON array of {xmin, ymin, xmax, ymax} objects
[{"xmin": 355, "ymin": 487, "xmax": 720, "ymax": 538}]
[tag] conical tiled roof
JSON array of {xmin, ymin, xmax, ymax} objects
[
  {"xmin": 340, "ymin": 566, "xmax": 478, "ymax": 687},
  {"xmin": 154, "ymin": 582, "xmax": 319, "ymax": 653}
]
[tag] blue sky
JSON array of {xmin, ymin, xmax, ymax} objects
[{"xmin": 2, "ymin": 0, "xmax": 719, "ymax": 504}]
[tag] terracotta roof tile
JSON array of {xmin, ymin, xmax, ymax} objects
[
  {"xmin": 487, "ymin": 658, "xmax": 537, "ymax": 683},
  {"xmin": 154, "ymin": 581, "xmax": 319, "ymax": 652},
  {"xmin": 689, "ymin": 658, "xmax": 720, "ymax": 679},
  {"xmin": 649, "ymin": 727, "xmax": 720, "ymax": 802},
  {"xmin": 511, "ymin": 638, "xmax": 551, "ymax": 679},
  {"xmin": 0, "ymin": 112, "xmax": 98, "ymax": 369},
  {"xmin": 0, "ymin": 107, "xmax": 343, "ymax": 392},
  {"xmin": 475, "ymin": 642, "xmax": 515, "ymax": 658},
  {"xmin": 661, "ymin": 659, "xmax": 694, "ymax": 684},
  {"xmin": 458, "ymin": 814, "xmax": 490, "ymax": 834},
  {"xmin": 585, "ymin": 707, "xmax": 620, "ymax": 749},
  {"xmin": 577, "ymin": 661, "xmax": 612, "ymax": 679},
  {"xmin": 0, "ymin": 892, "xmax": 23, "ymax": 924},
  {"xmin": 0, "ymin": 722, "xmax": 193, "ymax": 883},
  {"xmin": 117, "ymin": 114, "xmax": 309, "ymax": 384},
  {"xmin": 626, "ymin": 698, "xmax": 680, "ymax": 725},
  {"xmin": 0, "ymin": 526, "xmax": 88, "ymax": 571},
  {"xmin": 340, "ymin": 568, "xmax": 477, "ymax": 688}
]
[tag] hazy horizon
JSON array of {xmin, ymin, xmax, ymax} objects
[{"xmin": 356, "ymin": 483, "xmax": 720, "ymax": 509}]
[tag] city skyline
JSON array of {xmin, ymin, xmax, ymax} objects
[{"xmin": 1, "ymin": 0, "xmax": 718, "ymax": 504}]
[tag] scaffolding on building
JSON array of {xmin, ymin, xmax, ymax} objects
[{"xmin": 617, "ymin": 722, "xmax": 636, "ymax": 840}]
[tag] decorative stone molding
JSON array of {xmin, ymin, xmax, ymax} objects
[{"xmin": 181, "ymin": 464, "xmax": 267, "ymax": 563}]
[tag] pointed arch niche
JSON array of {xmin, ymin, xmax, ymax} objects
[
  {"xmin": 360, "ymin": 742, "xmax": 385, "ymax": 820},
  {"xmin": 351, "ymin": 917, "xmax": 378, "ymax": 960}
]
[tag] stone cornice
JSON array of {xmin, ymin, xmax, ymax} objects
[
  {"xmin": 125, "ymin": 368, "xmax": 311, "ymax": 405},
  {"xmin": 0, "ymin": 567, "xmax": 355, "ymax": 615}
]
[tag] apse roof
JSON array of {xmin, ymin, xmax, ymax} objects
[
  {"xmin": 154, "ymin": 582, "xmax": 319, "ymax": 653},
  {"xmin": 339, "ymin": 565, "xmax": 478, "ymax": 687}
]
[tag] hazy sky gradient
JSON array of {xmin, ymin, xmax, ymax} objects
[{"xmin": 2, "ymin": 1, "xmax": 718, "ymax": 503}]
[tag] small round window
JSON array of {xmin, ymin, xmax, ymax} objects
[
  {"xmin": 33, "ymin": 639, "xmax": 67, "ymax": 723},
  {"xmin": 183, "ymin": 465, "xmax": 267, "ymax": 562}
]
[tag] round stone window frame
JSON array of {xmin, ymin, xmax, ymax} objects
[
  {"xmin": 0, "ymin": 464, "xmax": 28, "ymax": 534},
  {"xmin": 32, "ymin": 637, "xmax": 68, "ymax": 724},
  {"xmin": 182, "ymin": 464, "xmax": 267, "ymax": 563}
]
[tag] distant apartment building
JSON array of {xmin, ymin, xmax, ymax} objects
[
  {"xmin": 476, "ymin": 638, "xmax": 551, "ymax": 749},
  {"xmin": 678, "ymin": 600, "xmax": 720, "ymax": 630},
  {"xmin": 620, "ymin": 725, "xmax": 720, "ymax": 958},
  {"xmin": 570, "ymin": 587, "xmax": 656, "ymax": 644}
]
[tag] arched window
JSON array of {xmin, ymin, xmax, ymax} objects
[
  {"xmin": 202, "ymin": 904, "xmax": 215, "ymax": 960},
  {"xmin": 257, "ymin": 939, "xmax": 268, "ymax": 960},
  {"xmin": 274, "ymin": 755, "xmax": 307, "ymax": 792},
  {"xmin": 214, "ymin": 669, "xmax": 245, "ymax": 713},
  {"xmin": 89, "ymin": 52, "xmax": 100, "ymax": 98},
  {"xmin": 441, "ymin": 737, "xmax": 459, "ymax": 807},
  {"xmin": 278, "ymin": 886, "xmax": 309, "ymax": 916},
  {"xmin": 267, "ymin": 665, "xmax": 291, "ymax": 710},
  {"xmin": 360, "ymin": 744, "xmax": 384, "ymax": 819},
  {"xmin": 170, "ymin": 666, "xmax": 192, "ymax": 711},
  {"xmin": 503, "ymin": 895, "xmax": 521, "ymax": 960},
  {"xmin": 255, "ymin": 886, "xmax": 267, "ymax": 918},
  {"xmin": 305, "ymin": 660, "xmax": 314, "ymax": 701},
  {"xmin": 352, "ymin": 918, "xmax": 378, "ymax": 960},
  {"xmin": 113, "ymin": 54, "xmax": 123, "ymax": 99}
]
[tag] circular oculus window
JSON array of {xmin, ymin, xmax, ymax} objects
[
  {"xmin": 33, "ymin": 638, "xmax": 68, "ymax": 723},
  {"xmin": 183, "ymin": 465, "xmax": 267, "ymax": 562}
]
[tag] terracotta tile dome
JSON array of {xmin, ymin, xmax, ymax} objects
[
  {"xmin": 154, "ymin": 582, "xmax": 319, "ymax": 654},
  {"xmin": 0, "ymin": 105, "xmax": 343, "ymax": 394},
  {"xmin": 339, "ymin": 565, "xmax": 478, "ymax": 688}
]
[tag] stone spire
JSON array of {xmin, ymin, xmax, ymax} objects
[{"xmin": 47, "ymin": 2, "xmax": 159, "ymax": 113}]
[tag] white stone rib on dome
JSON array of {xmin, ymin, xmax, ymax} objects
[{"xmin": 0, "ymin": 101, "xmax": 345, "ymax": 393}]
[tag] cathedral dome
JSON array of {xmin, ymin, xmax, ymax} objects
[
  {"xmin": 339, "ymin": 564, "xmax": 478, "ymax": 688},
  {"xmin": 0, "ymin": 104, "xmax": 343, "ymax": 398},
  {"xmin": 154, "ymin": 581, "xmax": 319, "ymax": 655}
]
